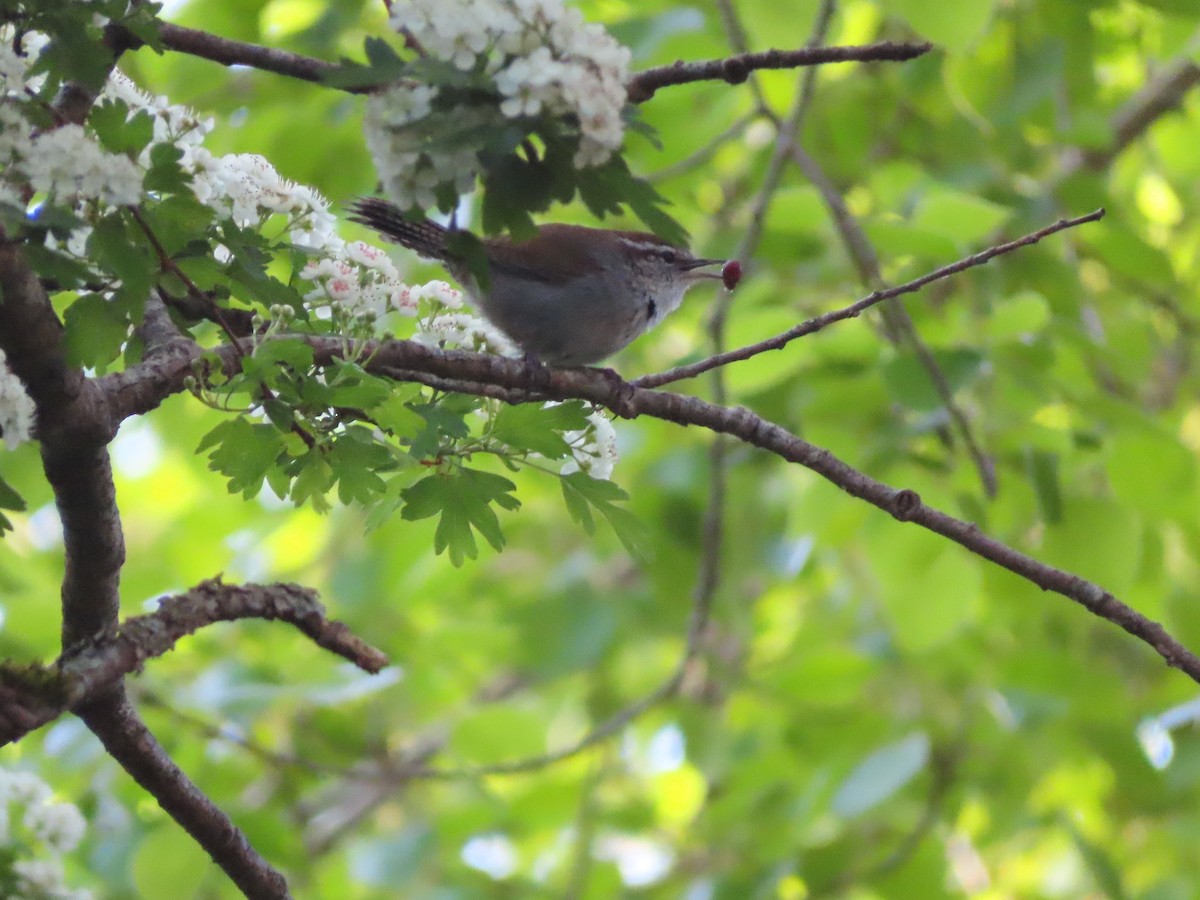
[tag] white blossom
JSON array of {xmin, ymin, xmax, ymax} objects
[
  {"xmin": 366, "ymin": 0, "xmax": 631, "ymax": 210},
  {"xmin": 560, "ymin": 409, "xmax": 618, "ymax": 479},
  {"xmin": 416, "ymin": 311, "xmax": 519, "ymax": 356},
  {"xmin": 0, "ymin": 349, "xmax": 35, "ymax": 450},
  {"xmin": 24, "ymin": 801, "xmax": 86, "ymax": 853},
  {"xmin": 22, "ymin": 125, "xmax": 143, "ymax": 206},
  {"xmin": 13, "ymin": 859, "xmax": 68, "ymax": 895}
]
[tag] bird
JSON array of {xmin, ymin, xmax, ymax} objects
[{"xmin": 347, "ymin": 197, "xmax": 730, "ymax": 366}]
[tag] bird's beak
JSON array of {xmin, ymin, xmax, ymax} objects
[{"xmin": 681, "ymin": 258, "xmax": 726, "ymax": 279}]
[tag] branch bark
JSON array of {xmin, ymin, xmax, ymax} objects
[{"xmin": 0, "ymin": 579, "xmax": 388, "ymax": 746}]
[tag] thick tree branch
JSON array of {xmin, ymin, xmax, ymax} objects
[
  {"xmin": 95, "ymin": 299, "xmax": 1200, "ymax": 690},
  {"xmin": 0, "ymin": 238, "xmax": 292, "ymax": 897},
  {"xmin": 0, "ymin": 238, "xmax": 122, "ymax": 647},
  {"xmin": 157, "ymin": 22, "xmax": 339, "ymax": 86},
  {"xmin": 0, "ymin": 579, "xmax": 387, "ymax": 746},
  {"xmin": 79, "ymin": 690, "xmax": 293, "ymax": 900}
]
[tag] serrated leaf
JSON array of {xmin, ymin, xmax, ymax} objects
[
  {"xmin": 410, "ymin": 397, "xmax": 475, "ymax": 459},
  {"xmin": 89, "ymin": 100, "xmax": 155, "ymax": 156},
  {"xmin": 492, "ymin": 401, "xmax": 589, "ymax": 458},
  {"xmin": 143, "ymin": 142, "xmax": 191, "ymax": 195},
  {"xmin": 23, "ymin": 244, "xmax": 96, "ymax": 291},
  {"xmin": 329, "ymin": 431, "xmax": 391, "ymax": 505},
  {"xmin": 401, "ymin": 467, "xmax": 519, "ymax": 566},
  {"xmin": 291, "ymin": 451, "xmax": 335, "ymax": 512},
  {"xmin": 370, "ymin": 389, "xmax": 426, "ymax": 440},
  {"xmin": 199, "ymin": 418, "xmax": 286, "ymax": 499},
  {"xmin": 141, "ymin": 194, "xmax": 214, "ymax": 255},
  {"xmin": 560, "ymin": 472, "xmax": 651, "ymax": 559},
  {"xmin": 325, "ymin": 363, "xmax": 394, "ymax": 409},
  {"xmin": 87, "ymin": 212, "xmax": 156, "ymax": 301}
]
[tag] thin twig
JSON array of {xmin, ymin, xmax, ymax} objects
[
  {"xmin": 146, "ymin": 20, "xmax": 930, "ymax": 105},
  {"xmin": 627, "ymin": 41, "xmax": 933, "ymax": 102},
  {"xmin": 788, "ymin": 145, "xmax": 998, "ymax": 496},
  {"xmin": 635, "ymin": 209, "xmax": 1106, "ymax": 389}
]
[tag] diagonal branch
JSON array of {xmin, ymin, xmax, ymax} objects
[
  {"xmin": 789, "ymin": 144, "xmax": 998, "ymax": 496},
  {"xmin": 634, "ymin": 209, "xmax": 1105, "ymax": 389},
  {"xmin": 96, "ymin": 286, "xmax": 1200, "ymax": 690},
  {"xmin": 79, "ymin": 690, "xmax": 293, "ymax": 899}
]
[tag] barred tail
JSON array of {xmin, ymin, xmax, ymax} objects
[{"xmin": 346, "ymin": 197, "xmax": 450, "ymax": 261}]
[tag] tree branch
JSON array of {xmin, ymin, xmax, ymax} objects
[
  {"xmin": 96, "ymin": 293, "xmax": 1200, "ymax": 690},
  {"xmin": 145, "ymin": 20, "xmax": 931, "ymax": 105},
  {"xmin": 0, "ymin": 239, "xmax": 302, "ymax": 898},
  {"xmin": 0, "ymin": 578, "xmax": 386, "ymax": 744},
  {"xmin": 626, "ymin": 41, "xmax": 933, "ymax": 102},
  {"xmin": 634, "ymin": 209, "xmax": 1106, "ymax": 389},
  {"xmin": 79, "ymin": 690, "xmax": 293, "ymax": 899}
]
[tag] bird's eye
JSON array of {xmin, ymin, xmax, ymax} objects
[{"xmin": 659, "ymin": 249, "xmax": 676, "ymax": 262}]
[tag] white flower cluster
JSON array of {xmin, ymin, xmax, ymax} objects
[
  {"xmin": 102, "ymin": 71, "xmax": 213, "ymax": 172},
  {"xmin": 364, "ymin": 91, "xmax": 481, "ymax": 212},
  {"xmin": 0, "ymin": 768, "xmax": 91, "ymax": 900},
  {"xmin": 300, "ymin": 241, "xmax": 416, "ymax": 322},
  {"xmin": 0, "ymin": 30, "xmax": 141, "ymax": 208},
  {"xmin": 0, "ymin": 30, "xmax": 46, "ymax": 96},
  {"xmin": 21, "ymin": 125, "xmax": 143, "ymax": 207},
  {"xmin": 0, "ymin": 348, "xmax": 35, "ymax": 450},
  {"xmin": 366, "ymin": 0, "xmax": 631, "ymax": 209},
  {"xmin": 561, "ymin": 408, "xmax": 618, "ymax": 479},
  {"xmin": 412, "ymin": 281, "xmax": 519, "ymax": 356}
]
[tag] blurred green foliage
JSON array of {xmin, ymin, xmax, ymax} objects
[{"xmin": 5, "ymin": 0, "xmax": 1200, "ymax": 897}]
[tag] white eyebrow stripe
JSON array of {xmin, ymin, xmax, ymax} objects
[{"xmin": 617, "ymin": 236, "xmax": 678, "ymax": 254}]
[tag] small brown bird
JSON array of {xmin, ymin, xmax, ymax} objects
[{"xmin": 348, "ymin": 197, "xmax": 729, "ymax": 365}]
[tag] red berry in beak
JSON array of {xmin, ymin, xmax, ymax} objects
[{"xmin": 721, "ymin": 259, "xmax": 742, "ymax": 291}]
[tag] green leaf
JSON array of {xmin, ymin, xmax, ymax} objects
[
  {"xmin": 492, "ymin": 401, "xmax": 589, "ymax": 458},
  {"xmin": 831, "ymin": 732, "xmax": 931, "ymax": 817},
  {"xmin": 0, "ymin": 475, "xmax": 25, "ymax": 512},
  {"xmin": 0, "ymin": 475, "xmax": 25, "ymax": 534},
  {"xmin": 1024, "ymin": 447, "xmax": 1063, "ymax": 524},
  {"xmin": 62, "ymin": 293, "xmax": 129, "ymax": 369},
  {"xmin": 401, "ymin": 467, "xmax": 519, "ymax": 565},
  {"xmin": 370, "ymin": 386, "xmax": 426, "ymax": 440},
  {"xmin": 141, "ymin": 194, "xmax": 214, "ymax": 254},
  {"xmin": 329, "ymin": 431, "xmax": 391, "ymax": 505},
  {"xmin": 199, "ymin": 418, "xmax": 286, "ymax": 499},
  {"xmin": 291, "ymin": 450, "xmax": 335, "ymax": 512},
  {"xmin": 87, "ymin": 211, "xmax": 156, "ymax": 303},
  {"xmin": 89, "ymin": 100, "xmax": 155, "ymax": 156},
  {"xmin": 143, "ymin": 142, "xmax": 192, "ymax": 195},
  {"xmin": 881, "ymin": 347, "xmax": 987, "ymax": 412},
  {"xmin": 409, "ymin": 396, "xmax": 475, "ymax": 459},
  {"xmin": 23, "ymin": 244, "xmax": 96, "ymax": 291},
  {"xmin": 560, "ymin": 472, "xmax": 651, "ymax": 559}
]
